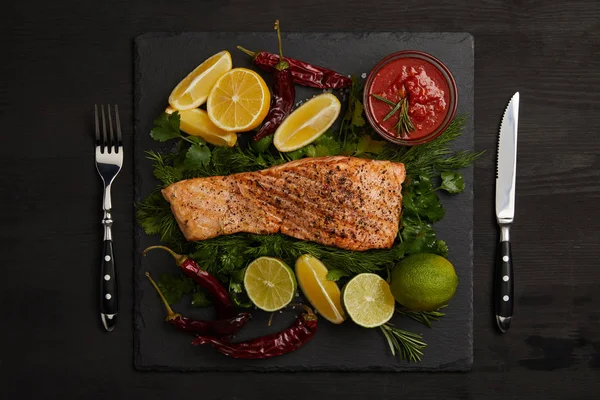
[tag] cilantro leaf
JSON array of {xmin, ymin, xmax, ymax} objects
[
  {"xmin": 402, "ymin": 176, "xmax": 445, "ymax": 223},
  {"xmin": 326, "ymin": 269, "xmax": 349, "ymax": 281},
  {"xmin": 191, "ymin": 290, "xmax": 212, "ymax": 308},
  {"xmin": 355, "ymin": 135, "xmax": 386, "ymax": 156},
  {"xmin": 440, "ymin": 171, "xmax": 465, "ymax": 194},
  {"xmin": 351, "ymin": 99, "xmax": 365, "ymax": 127},
  {"xmin": 228, "ymin": 268, "xmax": 252, "ymax": 308},
  {"xmin": 315, "ymin": 132, "xmax": 342, "ymax": 156},
  {"xmin": 220, "ymin": 249, "xmax": 245, "ymax": 272},
  {"xmin": 304, "ymin": 145, "xmax": 317, "ymax": 157},
  {"xmin": 150, "ymin": 112, "xmax": 182, "ymax": 142},
  {"xmin": 185, "ymin": 143, "xmax": 211, "ymax": 168},
  {"xmin": 157, "ymin": 273, "xmax": 187, "ymax": 305},
  {"xmin": 285, "ymin": 148, "xmax": 306, "ymax": 161}
]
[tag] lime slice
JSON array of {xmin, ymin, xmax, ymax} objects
[
  {"xmin": 342, "ymin": 273, "xmax": 395, "ymax": 328},
  {"xmin": 244, "ymin": 257, "xmax": 297, "ymax": 312}
]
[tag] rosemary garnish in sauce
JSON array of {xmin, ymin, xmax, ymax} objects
[{"xmin": 371, "ymin": 93, "xmax": 416, "ymax": 137}]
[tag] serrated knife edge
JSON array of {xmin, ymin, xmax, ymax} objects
[{"xmin": 495, "ymin": 92, "xmax": 519, "ymax": 224}]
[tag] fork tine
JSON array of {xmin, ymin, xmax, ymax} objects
[
  {"xmin": 94, "ymin": 105, "xmax": 100, "ymax": 146},
  {"xmin": 115, "ymin": 105, "xmax": 123, "ymax": 150},
  {"xmin": 101, "ymin": 105, "xmax": 108, "ymax": 152},
  {"xmin": 107, "ymin": 104, "xmax": 115, "ymax": 153}
]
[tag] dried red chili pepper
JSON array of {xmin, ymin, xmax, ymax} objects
[
  {"xmin": 252, "ymin": 20, "xmax": 295, "ymax": 142},
  {"xmin": 192, "ymin": 305, "xmax": 318, "ymax": 359},
  {"xmin": 142, "ymin": 245, "xmax": 236, "ymax": 319},
  {"xmin": 145, "ymin": 272, "xmax": 251, "ymax": 336},
  {"xmin": 237, "ymin": 47, "xmax": 351, "ymax": 90}
]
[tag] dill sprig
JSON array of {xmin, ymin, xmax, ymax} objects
[
  {"xmin": 189, "ymin": 233, "xmax": 409, "ymax": 278},
  {"xmin": 380, "ymin": 323, "xmax": 427, "ymax": 362},
  {"xmin": 135, "ymin": 191, "xmax": 183, "ymax": 246},
  {"xmin": 383, "ymin": 115, "xmax": 484, "ymax": 177}
]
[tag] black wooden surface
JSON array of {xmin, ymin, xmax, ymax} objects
[
  {"xmin": 1, "ymin": 0, "xmax": 599, "ymax": 398},
  {"xmin": 134, "ymin": 32, "xmax": 473, "ymax": 372}
]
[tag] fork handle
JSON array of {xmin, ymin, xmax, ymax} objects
[{"xmin": 100, "ymin": 238, "xmax": 118, "ymax": 331}]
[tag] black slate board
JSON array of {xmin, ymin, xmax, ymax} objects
[{"xmin": 133, "ymin": 32, "xmax": 474, "ymax": 372}]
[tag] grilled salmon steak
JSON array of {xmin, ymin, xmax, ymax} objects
[{"xmin": 162, "ymin": 156, "xmax": 406, "ymax": 251}]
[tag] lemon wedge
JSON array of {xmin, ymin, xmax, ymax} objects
[
  {"xmin": 168, "ymin": 51, "xmax": 232, "ymax": 110},
  {"xmin": 273, "ymin": 93, "xmax": 341, "ymax": 152},
  {"xmin": 295, "ymin": 254, "xmax": 346, "ymax": 324},
  {"xmin": 165, "ymin": 106, "xmax": 237, "ymax": 147},
  {"xmin": 207, "ymin": 68, "xmax": 271, "ymax": 132}
]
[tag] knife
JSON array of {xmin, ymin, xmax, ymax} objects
[{"xmin": 495, "ymin": 92, "xmax": 519, "ymax": 333}]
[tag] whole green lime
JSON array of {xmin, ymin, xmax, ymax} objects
[{"xmin": 390, "ymin": 253, "xmax": 458, "ymax": 311}]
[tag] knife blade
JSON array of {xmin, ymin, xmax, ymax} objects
[{"xmin": 495, "ymin": 92, "xmax": 519, "ymax": 333}]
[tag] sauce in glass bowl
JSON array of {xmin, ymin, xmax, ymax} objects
[{"xmin": 364, "ymin": 51, "xmax": 457, "ymax": 146}]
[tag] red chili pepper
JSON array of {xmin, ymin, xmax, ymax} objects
[
  {"xmin": 252, "ymin": 20, "xmax": 295, "ymax": 142},
  {"xmin": 145, "ymin": 272, "xmax": 251, "ymax": 336},
  {"xmin": 142, "ymin": 245, "xmax": 237, "ymax": 319},
  {"xmin": 192, "ymin": 305, "xmax": 318, "ymax": 359},
  {"xmin": 237, "ymin": 48, "xmax": 351, "ymax": 90}
]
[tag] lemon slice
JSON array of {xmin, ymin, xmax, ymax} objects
[
  {"xmin": 207, "ymin": 68, "xmax": 271, "ymax": 132},
  {"xmin": 342, "ymin": 273, "xmax": 395, "ymax": 328},
  {"xmin": 165, "ymin": 106, "xmax": 237, "ymax": 147},
  {"xmin": 273, "ymin": 93, "xmax": 341, "ymax": 152},
  {"xmin": 244, "ymin": 257, "xmax": 297, "ymax": 312},
  {"xmin": 168, "ymin": 51, "xmax": 232, "ymax": 110},
  {"xmin": 295, "ymin": 254, "xmax": 346, "ymax": 324}
]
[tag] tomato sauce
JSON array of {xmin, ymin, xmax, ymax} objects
[{"xmin": 366, "ymin": 58, "xmax": 449, "ymax": 139}]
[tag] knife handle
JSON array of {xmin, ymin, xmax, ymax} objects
[
  {"xmin": 495, "ymin": 228, "xmax": 513, "ymax": 332},
  {"xmin": 100, "ymin": 239, "xmax": 118, "ymax": 331}
]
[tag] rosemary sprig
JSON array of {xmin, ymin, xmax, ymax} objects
[
  {"xmin": 395, "ymin": 98, "xmax": 415, "ymax": 136},
  {"xmin": 371, "ymin": 94, "xmax": 415, "ymax": 137},
  {"xmin": 396, "ymin": 306, "xmax": 447, "ymax": 328},
  {"xmin": 380, "ymin": 323, "xmax": 427, "ymax": 362}
]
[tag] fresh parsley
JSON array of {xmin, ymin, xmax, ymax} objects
[{"xmin": 156, "ymin": 272, "xmax": 212, "ymax": 308}]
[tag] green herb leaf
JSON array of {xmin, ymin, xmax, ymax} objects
[
  {"xmin": 397, "ymin": 306, "xmax": 446, "ymax": 328},
  {"xmin": 304, "ymin": 145, "xmax": 317, "ymax": 157},
  {"xmin": 351, "ymin": 99, "xmax": 365, "ymax": 127},
  {"xmin": 156, "ymin": 273, "xmax": 189, "ymax": 305},
  {"xmin": 220, "ymin": 248, "xmax": 245, "ymax": 271},
  {"xmin": 191, "ymin": 290, "xmax": 212, "ymax": 308},
  {"xmin": 380, "ymin": 323, "xmax": 427, "ymax": 362},
  {"xmin": 250, "ymin": 135, "xmax": 273, "ymax": 153},
  {"xmin": 326, "ymin": 269, "xmax": 349, "ymax": 281},
  {"xmin": 402, "ymin": 177, "xmax": 445, "ymax": 223},
  {"xmin": 355, "ymin": 135, "xmax": 386, "ymax": 156},
  {"xmin": 150, "ymin": 112, "xmax": 182, "ymax": 142},
  {"xmin": 135, "ymin": 191, "xmax": 182, "ymax": 242},
  {"xmin": 185, "ymin": 135, "xmax": 207, "ymax": 146},
  {"xmin": 146, "ymin": 151, "xmax": 183, "ymax": 186},
  {"xmin": 433, "ymin": 240, "xmax": 449, "ymax": 257},
  {"xmin": 314, "ymin": 132, "xmax": 342, "ymax": 156},
  {"xmin": 285, "ymin": 148, "xmax": 306, "ymax": 161},
  {"xmin": 440, "ymin": 171, "xmax": 465, "ymax": 194},
  {"xmin": 228, "ymin": 268, "xmax": 252, "ymax": 308},
  {"xmin": 185, "ymin": 143, "xmax": 211, "ymax": 168}
]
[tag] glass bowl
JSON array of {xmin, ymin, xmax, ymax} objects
[{"xmin": 363, "ymin": 50, "xmax": 458, "ymax": 146}]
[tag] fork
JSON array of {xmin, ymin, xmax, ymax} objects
[{"xmin": 95, "ymin": 104, "xmax": 123, "ymax": 332}]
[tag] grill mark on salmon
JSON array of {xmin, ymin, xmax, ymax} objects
[{"xmin": 162, "ymin": 156, "xmax": 406, "ymax": 251}]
